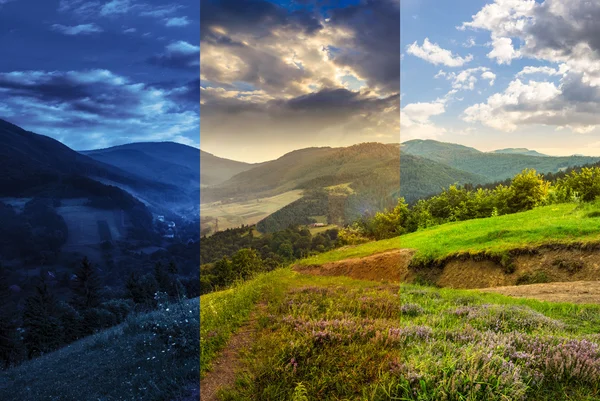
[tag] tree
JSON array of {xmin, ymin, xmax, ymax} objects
[
  {"xmin": 126, "ymin": 272, "xmax": 158, "ymax": 307},
  {"xmin": 71, "ymin": 257, "xmax": 102, "ymax": 310},
  {"xmin": 231, "ymin": 248, "xmax": 263, "ymax": 280},
  {"xmin": 367, "ymin": 197, "xmax": 410, "ymax": 240},
  {"xmin": 277, "ymin": 241, "xmax": 294, "ymax": 261},
  {"xmin": 508, "ymin": 169, "xmax": 550, "ymax": 212},
  {"xmin": 23, "ymin": 279, "xmax": 62, "ymax": 358},
  {"xmin": 213, "ymin": 257, "xmax": 234, "ymax": 287},
  {"xmin": 557, "ymin": 167, "xmax": 600, "ymax": 202},
  {"xmin": 154, "ymin": 262, "xmax": 171, "ymax": 293},
  {"xmin": 0, "ymin": 264, "xmax": 23, "ymax": 368}
]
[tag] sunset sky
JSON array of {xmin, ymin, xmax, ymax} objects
[
  {"xmin": 0, "ymin": 0, "xmax": 199, "ymax": 150},
  {"xmin": 200, "ymin": 0, "xmax": 400, "ymax": 163},
  {"xmin": 401, "ymin": 0, "xmax": 600, "ymax": 156}
]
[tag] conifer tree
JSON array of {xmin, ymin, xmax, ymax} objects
[
  {"xmin": 71, "ymin": 257, "xmax": 102, "ymax": 310},
  {"xmin": 23, "ymin": 278, "xmax": 62, "ymax": 359},
  {"xmin": 0, "ymin": 264, "xmax": 23, "ymax": 368}
]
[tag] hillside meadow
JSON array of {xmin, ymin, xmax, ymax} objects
[
  {"xmin": 299, "ymin": 201, "xmax": 600, "ymax": 267},
  {"xmin": 0, "ymin": 299, "xmax": 200, "ymax": 401},
  {"xmin": 199, "ymin": 269, "xmax": 600, "ymax": 400}
]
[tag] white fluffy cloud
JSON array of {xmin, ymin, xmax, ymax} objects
[
  {"xmin": 406, "ymin": 38, "xmax": 473, "ymax": 67},
  {"xmin": 436, "ymin": 67, "xmax": 496, "ymax": 91},
  {"xmin": 459, "ymin": 0, "xmax": 600, "ymax": 134},
  {"xmin": 401, "ymin": 99, "xmax": 447, "ymax": 140}
]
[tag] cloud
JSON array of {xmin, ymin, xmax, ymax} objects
[
  {"xmin": 123, "ymin": 27, "xmax": 136, "ymax": 33},
  {"xmin": 51, "ymin": 23, "xmax": 103, "ymax": 35},
  {"xmin": 481, "ymin": 71, "xmax": 496, "ymax": 86},
  {"xmin": 463, "ymin": 37, "xmax": 476, "ymax": 48},
  {"xmin": 459, "ymin": 0, "xmax": 600, "ymax": 134},
  {"xmin": 201, "ymin": 85, "xmax": 399, "ymax": 156},
  {"xmin": 436, "ymin": 67, "xmax": 496, "ymax": 91},
  {"xmin": 516, "ymin": 65, "xmax": 565, "ymax": 78},
  {"xmin": 149, "ymin": 41, "xmax": 199, "ymax": 70},
  {"xmin": 463, "ymin": 75, "xmax": 600, "ymax": 134},
  {"xmin": 400, "ymin": 96, "xmax": 449, "ymax": 140},
  {"xmin": 59, "ymin": 0, "xmax": 185, "ymax": 22},
  {"xmin": 164, "ymin": 16, "xmax": 190, "ymax": 27},
  {"xmin": 326, "ymin": 0, "xmax": 400, "ymax": 94},
  {"xmin": 0, "ymin": 69, "xmax": 198, "ymax": 149},
  {"xmin": 407, "ymin": 38, "xmax": 473, "ymax": 67},
  {"xmin": 199, "ymin": 0, "xmax": 400, "ymax": 159},
  {"xmin": 100, "ymin": 0, "xmax": 133, "ymax": 16},
  {"xmin": 487, "ymin": 36, "xmax": 520, "ymax": 64}
]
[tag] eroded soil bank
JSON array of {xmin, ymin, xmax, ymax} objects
[{"xmin": 294, "ymin": 246, "xmax": 600, "ymax": 291}]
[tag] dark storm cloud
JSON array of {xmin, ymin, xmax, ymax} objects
[
  {"xmin": 328, "ymin": 0, "xmax": 400, "ymax": 93},
  {"xmin": 202, "ymin": 86, "xmax": 398, "ymax": 127},
  {"xmin": 0, "ymin": 70, "xmax": 198, "ymax": 148},
  {"xmin": 525, "ymin": 1, "xmax": 600, "ymax": 58},
  {"xmin": 200, "ymin": 0, "xmax": 322, "ymax": 41},
  {"xmin": 286, "ymin": 88, "xmax": 397, "ymax": 113}
]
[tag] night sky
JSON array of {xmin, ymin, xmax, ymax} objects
[
  {"xmin": 200, "ymin": 0, "xmax": 400, "ymax": 162},
  {"xmin": 0, "ymin": 0, "xmax": 199, "ymax": 150}
]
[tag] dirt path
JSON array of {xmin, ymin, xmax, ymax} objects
[
  {"xmin": 293, "ymin": 249, "xmax": 414, "ymax": 282},
  {"xmin": 199, "ymin": 306, "xmax": 262, "ymax": 400},
  {"xmin": 480, "ymin": 281, "xmax": 600, "ymax": 304}
]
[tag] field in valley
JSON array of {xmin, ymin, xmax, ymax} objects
[{"xmin": 199, "ymin": 190, "xmax": 303, "ymax": 232}]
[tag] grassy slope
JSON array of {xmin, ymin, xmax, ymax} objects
[
  {"xmin": 0, "ymin": 300, "xmax": 199, "ymax": 401},
  {"xmin": 216, "ymin": 273, "xmax": 600, "ymax": 400},
  {"xmin": 200, "ymin": 269, "xmax": 294, "ymax": 378},
  {"xmin": 300, "ymin": 202, "xmax": 600, "ymax": 266}
]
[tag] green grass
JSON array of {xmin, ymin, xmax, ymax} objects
[
  {"xmin": 300, "ymin": 202, "xmax": 600, "ymax": 266},
  {"xmin": 200, "ymin": 268, "xmax": 295, "ymax": 378},
  {"xmin": 217, "ymin": 274, "xmax": 600, "ymax": 400},
  {"xmin": 0, "ymin": 299, "xmax": 200, "ymax": 401}
]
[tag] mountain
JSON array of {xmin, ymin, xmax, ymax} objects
[
  {"xmin": 199, "ymin": 150, "xmax": 258, "ymax": 187},
  {"xmin": 82, "ymin": 142, "xmax": 200, "ymax": 191},
  {"xmin": 200, "ymin": 142, "xmax": 487, "ymax": 206},
  {"xmin": 401, "ymin": 139, "xmax": 600, "ymax": 182},
  {"xmin": 200, "ymin": 143, "xmax": 400, "ymax": 203},
  {"xmin": 491, "ymin": 148, "xmax": 548, "ymax": 157},
  {"xmin": 399, "ymin": 154, "xmax": 486, "ymax": 203},
  {"xmin": 0, "ymin": 119, "xmax": 197, "ymax": 215}
]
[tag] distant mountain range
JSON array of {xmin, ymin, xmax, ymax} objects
[
  {"xmin": 491, "ymin": 148, "xmax": 548, "ymax": 157},
  {"xmin": 199, "ymin": 150, "xmax": 258, "ymax": 187},
  {"xmin": 3, "ymin": 117, "xmax": 600, "ymax": 235},
  {"xmin": 0, "ymin": 119, "xmax": 199, "ymax": 218},
  {"xmin": 400, "ymin": 139, "xmax": 599, "ymax": 183}
]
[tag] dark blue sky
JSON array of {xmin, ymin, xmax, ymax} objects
[{"xmin": 0, "ymin": 0, "xmax": 199, "ymax": 150}]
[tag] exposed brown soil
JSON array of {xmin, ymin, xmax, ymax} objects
[
  {"xmin": 295, "ymin": 247, "xmax": 600, "ymax": 295},
  {"xmin": 480, "ymin": 281, "xmax": 600, "ymax": 304},
  {"xmin": 293, "ymin": 249, "xmax": 415, "ymax": 282},
  {"xmin": 200, "ymin": 306, "xmax": 262, "ymax": 401}
]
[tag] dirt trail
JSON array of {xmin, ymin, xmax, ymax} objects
[
  {"xmin": 480, "ymin": 281, "xmax": 600, "ymax": 304},
  {"xmin": 200, "ymin": 306, "xmax": 262, "ymax": 400},
  {"xmin": 293, "ymin": 249, "xmax": 414, "ymax": 282}
]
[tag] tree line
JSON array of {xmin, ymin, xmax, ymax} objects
[{"xmin": 340, "ymin": 166, "xmax": 600, "ymax": 244}]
